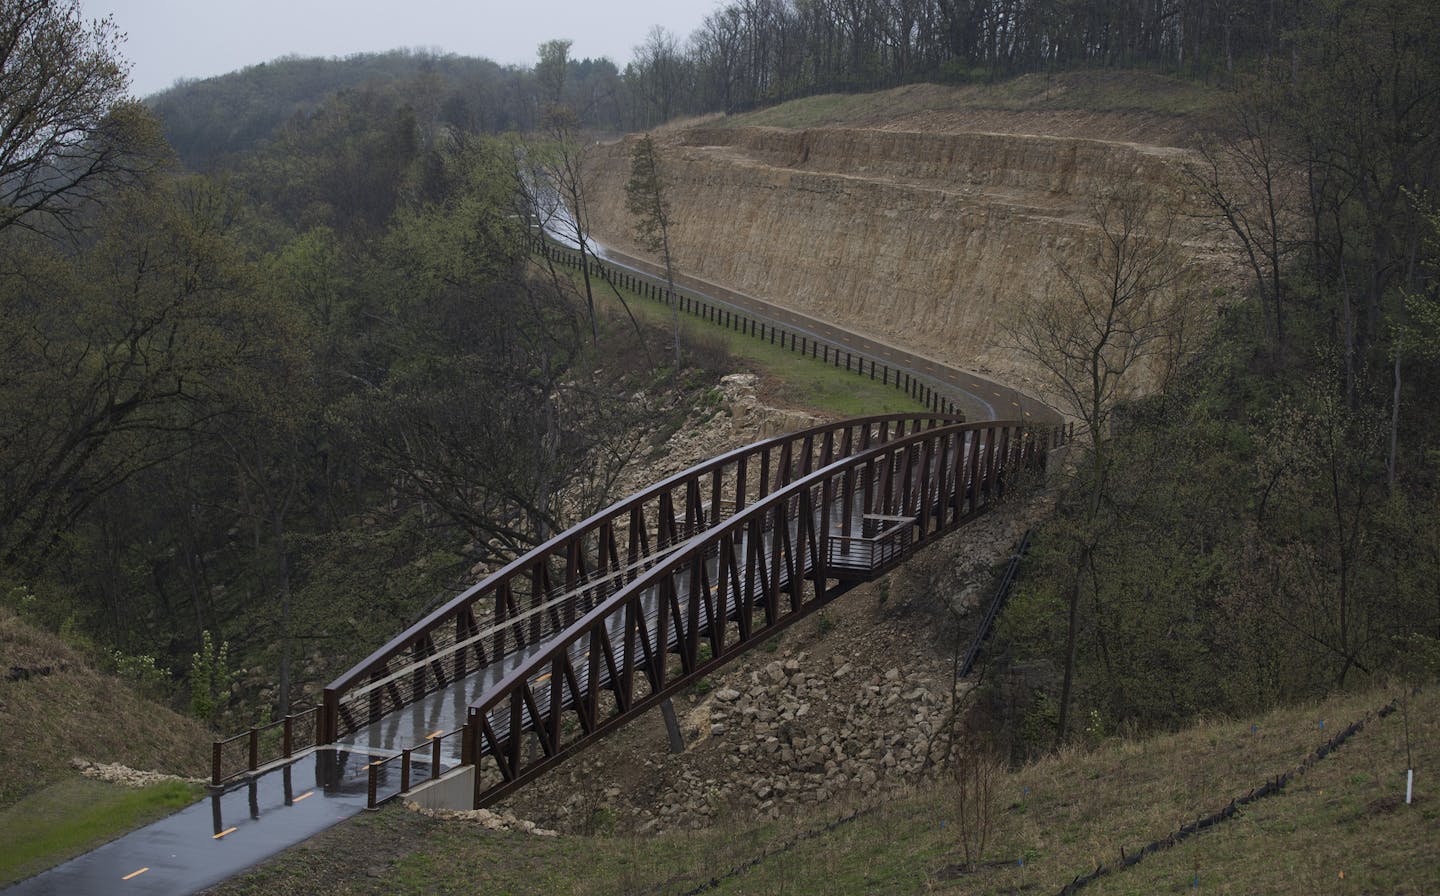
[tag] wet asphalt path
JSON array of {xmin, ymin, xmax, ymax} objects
[{"xmin": 3, "ymin": 750, "xmax": 373, "ymax": 896}]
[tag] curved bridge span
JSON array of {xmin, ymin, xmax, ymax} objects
[
  {"xmin": 15, "ymin": 249, "xmax": 1068, "ymax": 896},
  {"xmin": 293, "ymin": 413, "xmax": 1059, "ymax": 809},
  {"xmin": 208, "ymin": 257, "xmax": 1068, "ymax": 815},
  {"xmin": 460, "ymin": 416, "xmax": 1055, "ymax": 806}
]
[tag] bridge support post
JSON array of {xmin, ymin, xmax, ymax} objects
[{"xmin": 659, "ymin": 698, "xmax": 686, "ymax": 754}]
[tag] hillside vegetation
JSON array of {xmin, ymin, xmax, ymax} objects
[
  {"xmin": 4, "ymin": 0, "xmax": 1438, "ymax": 891},
  {"xmin": 582, "ymin": 0, "xmax": 1440, "ymax": 760},
  {"xmin": 0, "ymin": 607, "xmax": 209, "ymax": 808}
]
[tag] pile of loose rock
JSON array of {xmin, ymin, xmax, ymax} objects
[
  {"xmin": 683, "ymin": 655, "xmax": 954, "ymax": 821},
  {"xmin": 72, "ymin": 758, "xmax": 203, "ymax": 788},
  {"xmin": 520, "ymin": 647, "xmax": 962, "ymax": 835},
  {"xmin": 406, "ymin": 803, "xmax": 558, "ymax": 836}
]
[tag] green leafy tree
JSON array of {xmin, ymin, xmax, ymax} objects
[
  {"xmin": 0, "ymin": 175, "xmax": 255, "ymax": 569},
  {"xmin": 190, "ymin": 630, "xmax": 236, "ymax": 721},
  {"xmin": 0, "ymin": 0, "xmax": 162, "ymax": 235}
]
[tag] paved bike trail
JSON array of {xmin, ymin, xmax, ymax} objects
[{"xmin": 4, "ymin": 749, "xmax": 373, "ymax": 896}]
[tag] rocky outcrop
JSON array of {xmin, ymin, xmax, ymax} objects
[
  {"xmin": 584, "ymin": 120, "xmax": 1229, "ymax": 398},
  {"xmin": 685, "ymin": 657, "xmax": 953, "ymax": 822},
  {"xmin": 528, "ymin": 651, "xmax": 957, "ymax": 835}
]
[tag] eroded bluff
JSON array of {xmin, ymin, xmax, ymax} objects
[{"xmin": 582, "ymin": 122, "xmax": 1225, "ymax": 398}]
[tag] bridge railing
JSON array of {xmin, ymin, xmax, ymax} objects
[
  {"xmin": 320, "ymin": 413, "xmax": 961, "ymax": 744},
  {"xmin": 364, "ymin": 725, "xmax": 467, "ymax": 809},
  {"xmin": 827, "ymin": 514, "xmax": 916, "ymax": 577},
  {"xmin": 462, "ymin": 418, "xmax": 1053, "ymax": 806},
  {"xmin": 210, "ymin": 706, "xmax": 321, "ymax": 787}
]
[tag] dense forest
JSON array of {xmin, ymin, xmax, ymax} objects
[
  {"xmin": 147, "ymin": 0, "xmax": 1322, "ymax": 167},
  {"xmin": 0, "ymin": 1, "xmax": 703, "ymax": 726},
  {"xmin": 989, "ymin": 0, "xmax": 1440, "ymax": 751},
  {"xmin": 3, "ymin": 0, "xmax": 1438, "ymax": 753}
]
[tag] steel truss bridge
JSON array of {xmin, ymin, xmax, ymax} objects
[
  {"xmin": 211, "ymin": 253, "xmax": 1068, "ymax": 815},
  {"xmin": 12, "ymin": 242, "xmax": 1071, "ymax": 896}
]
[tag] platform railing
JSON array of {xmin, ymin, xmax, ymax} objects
[{"xmin": 365, "ymin": 726, "xmax": 467, "ymax": 808}]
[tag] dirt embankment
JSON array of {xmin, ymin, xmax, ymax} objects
[
  {"xmin": 0, "ymin": 607, "xmax": 212, "ymax": 807},
  {"xmin": 583, "ymin": 113, "xmax": 1228, "ymax": 400}
]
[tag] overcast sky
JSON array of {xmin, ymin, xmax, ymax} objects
[{"xmin": 80, "ymin": 1, "xmax": 722, "ymax": 98}]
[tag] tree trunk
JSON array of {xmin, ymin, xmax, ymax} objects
[
  {"xmin": 1388, "ymin": 341, "xmax": 1401, "ymax": 490},
  {"xmin": 273, "ymin": 509, "xmax": 292, "ymax": 718},
  {"xmin": 1055, "ymin": 563, "xmax": 1082, "ymax": 748}
]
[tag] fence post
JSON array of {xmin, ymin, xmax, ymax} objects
[
  {"xmin": 211, "ymin": 741, "xmax": 222, "ymax": 786},
  {"xmin": 401, "ymin": 748, "xmax": 412, "ymax": 794},
  {"xmin": 322, "ymin": 688, "xmax": 338, "ymax": 744},
  {"xmin": 247, "ymin": 728, "xmax": 259, "ymax": 772},
  {"xmin": 283, "ymin": 715, "xmax": 293, "ymax": 758},
  {"xmin": 367, "ymin": 762, "xmax": 379, "ymax": 808}
]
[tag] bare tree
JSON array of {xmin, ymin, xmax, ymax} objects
[
  {"xmin": 628, "ymin": 26, "xmax": 685, "ymax": 127},
  {"xmin": 1187, "ymin": 80, "xmax": 1302, "ymax": 351},
  {"xmin": 951, "ymin": 742, "xmax": 1003, "ymax": 872},
  {"xmin": 1012, "ymin": 186, "xmax": 1199, "ymax": 468},
  {"xmin": 527, "ymin": 44, "xmax": 605, "ymax": 344},
  {"xmin": 1008, "ymin": 185, "xmax": 1201, "ymax": 744}
]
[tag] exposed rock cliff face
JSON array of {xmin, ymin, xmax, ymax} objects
[{"xmin": 583, "ymin": 116, "xmax": 1224, "ymax": 398}]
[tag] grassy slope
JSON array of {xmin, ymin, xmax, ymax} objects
[
  {"xmin": 0, "ymin": 608, "xmax": 213, "ymax": 880},
  {"xmin": 0, "ymin": 607, "xmax": 211, "ymax": 809},
  {"xmin": 590, "ymin": 270, "xmax": 928, "ymax": 418},
  {"xmin": 208, "ymin": 684, "xmax": 1437, "ymax": 895},
  {"xmin": 720, "ymin": 70, "xmax": 1220, "ymax": 132}
]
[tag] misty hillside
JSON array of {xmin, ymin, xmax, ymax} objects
[{"xmin": 146, "ymin": 50, "xmax": 526, "ymax": 169}]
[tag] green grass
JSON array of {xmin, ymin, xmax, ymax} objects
[
  {"xmin": 209, "ymin": 684, "xmax": 1439, "ymax": 895},
  {"xmin": 587, "ymin": 270, "xmax": 928, "ymax": 418},
  {"xmin": 0, "ymin": 775, "xmax": 203, "ymax": 887}
]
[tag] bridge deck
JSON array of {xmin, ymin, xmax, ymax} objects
[{"xmin": 346, "ymin": 423, "xmax": 1045, "ymax": 807}]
